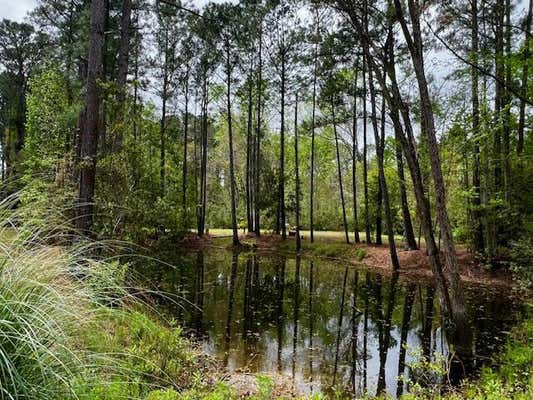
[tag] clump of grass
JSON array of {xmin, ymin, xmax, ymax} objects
[
  {"xmin": 0, "ymin": 193, "xmax": 204, "ymax": 399},
  {"xmin": 355, "ymin": 248, "xmax": 367, "ymax": 261},
  {"xmin": 0, "ymin": 199, "xmax": 120, "ymax": 398},
  {"xmin": 312, "ymin": 243, "xmax": 349, "ymax": 258}
]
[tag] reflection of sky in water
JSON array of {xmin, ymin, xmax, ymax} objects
[{"xmin": 141, "ymin": 250, "xmax": 523, "ymax": 398}]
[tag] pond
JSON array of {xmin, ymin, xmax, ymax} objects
[{"xmin": 133, "ymin": 247, "xmax": 524, "ymax": 398}]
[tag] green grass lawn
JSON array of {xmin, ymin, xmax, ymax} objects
[{"xmin": 208, "ymin": 228, "xmax": 412, "ymax": 246}]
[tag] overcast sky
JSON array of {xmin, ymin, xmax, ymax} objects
[
  {"xmin": 0, "ymin": 0, "xmax": 36, "ymax": 21},
  {"xmin": 0, "ymin": 0, "xmax": 231, "ymax": 22}
]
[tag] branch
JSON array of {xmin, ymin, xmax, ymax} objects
[
  {"xmin": 158, "ymin": 0, "xmax": 212, "ymax": 21},
  {"xmin": 426, "ymin": 19, "xmax": 533, "ymax": 107}
]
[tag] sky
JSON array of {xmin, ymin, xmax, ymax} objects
[
  {"xmin": 0, "ymin": 0, "xmax": 36, "ymax": 21},
  {"xmin": 0, "ymin": 0, "xmax": 229, "ymax": 22}
]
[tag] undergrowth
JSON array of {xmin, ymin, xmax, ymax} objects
[{"xmin": 0, "ymin": 193, "xmax": 212, "ymax": 399}]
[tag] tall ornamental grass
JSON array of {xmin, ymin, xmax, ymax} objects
[{"xmin": 0, "ymin": 194, "xmax": 193, "ymax": 400}]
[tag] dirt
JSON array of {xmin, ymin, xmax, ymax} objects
[
  {"xmin": 352, "ymin": 243, "xmax": 515, "ymax": 287},
  {"xmin": 222, "ymin": 371, "xmax": 299, "ymax": 398},
  {"xmin": 174, "ymin": 232, "xmax": 517, "ymax": 288}
]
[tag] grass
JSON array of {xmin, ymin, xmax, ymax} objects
[
  {"xmin": 0, "ymin": 194, "xmax": 212, "ymax": 400},
  {"xmin": 208, "ymin": 228, "xmax": 408, "ymax": 245},
  {"xmin": 208, "ymin": 230, "xmax": 376, "ymax": 264}
]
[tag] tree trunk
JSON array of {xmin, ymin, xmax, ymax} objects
[
  {"xmin": 279, "ymin": 51, "xmax": 287, "ymax": 239},
  {"xmin": 113, "ymin": 0, "xmax": 132, "ymax": 152},
  {"xmin": 395, "ymin": 134, "xmax": 417, "ymax": 250},
  {"xmin": 471, "ymin": 0, "xmax": 484, "ymax": 253},
  {"xmin": 338, "ymin": 1, "xmax": 456, "ymax": 342},
  {"xmin": 518, "ymin": 0, "xmax": 532, "ymax": 154},
  {"xmin": 494, "ymin": 0, "xmax": 504, "ymax": 191},
  {"xmin": 310, "ymin": 7, "xmax": 319, "ymax": 243},
  {"xmin": 77, "ymin": 0, "xmax": 106, "ymax": 233},
  {"xmin": 226, "ymin": 42, "xmax": 240, "ymax": 246},
  {"xmin": 503, "ymin": 0, "xmax": 511, "ymax": 202},
  {"xmin": 352, "ymin": 60, "xmax": 361, "ymax": 243},
  {"xmin": 362, "ymin": 54, "xmax": 372, "ymax": 244},
  {"xmin": 368, "ymin": 64, "xmax": 399, "ymax": 269},
  {"xmin": 198, "ymin": 73, "xmax": 208, "ymax": 236},
  {"xmin": 99, "ymin": 0, "xmax": 110, "ymax": 155},
  {"xmin": 132, "ymin": 9, "xmax": 140, "ymax": 188},
  {"xmin": 254, "ymin": 26, "xmax": 262, "ymax": 236},
  {"xmin": 294, "ymin": 93, "xmax": 301, "ymax": 252},
  {"xmin": 246, "ymin": 57, "xmax": 254, "ymax": 232},
  {"xmin": 394, "ymin": 0, "xmax": 470, "ymax": 344},
  {"xmin": 182, "ymin": 68, "xmax": 189, "ymax": 229},
  {"xmin": 332, "ymin": 98, "xmax": 350, "ymax": 244},
  {"xmin": 159, "ymin": 29, "xmax": 168, "ymax": 199},
  {"xmin": 374, "ymin": 87, "xmax": 384, "ymax": 246}
]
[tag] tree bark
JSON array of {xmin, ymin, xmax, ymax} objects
[
  {"xmin": 182, "ymin": 67, "xmax": 189, "ymax": 229},
  {"xmin": 279, "ymin": 50, "xmax": 287, "ymax": 240},
  {"xmin": 362, "ymin": 54, "xmax": 372, "ymax": 244},
  {"xmin": 374, "ymin": 88, "xmax": 384, "ymax": 246},
  {"xmin": 503, "ymin": 0, "xmax": 511, "ymax": 202},
  {"xmin": 493, "ymin": 0, "xmax": 504, "ymax": 191},
  {"xmin": 394, "ymin": 0, "xmax": 470, "ymax": 342},
  {"xmin": 77, "ymin": 0, "xmax": 106, "ymax": 233},
  {"xmin": 226, "ymin": 41, "xmax": 240, "ymax": 246},
  {"xmin": 246, "ymin": 57, "xmax": 254, "ymax": 232},
  {"xmin": 368, "ymin": 64, "xmax": 399, "ymax": 269},
  {"xmin": 471, "ymin": 0, "xmax": 484, "ymax": 252},
  {"xmin": 294, "ymin": 93, "xmax": 301, "ymax": 252},
  {"xmin": 198, "ymin": 72, "xmax": 208, "ymax": 236},
  {"xmin": 159, "ymin": 29, "xmax": 168, "ymax": 199},
  {"xmin": 114, "ymin": 0, "xmax": 132, "ymax": 153},
  {"xmin": 310, "ymin": 7, "xmax": 319, "ymax": 243},
  {"xmin": 336, "ymin": 0, "xmax": 456, "ymax": 341},
  {"xmin": 518, "ymin": 0, "xmax": 532, "ymax": 154},
  {"xmin": 395, "ymin": 134, "xmax": 417, "ymax": 250},
  {"xmin": 254, "ymin": 26, "xmax": 262, "ymax": 236},
  {"xmin": 352, "ymin": 60, "xmax": 361, "ymax": 243},
  {"xmin": 332, "ymin": 98, "xmax": 350, "ymax": 244}
]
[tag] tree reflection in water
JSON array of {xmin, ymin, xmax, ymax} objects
[{"xmin": 135, "ymin": 249, "xmax": 523, "ymax": 398}]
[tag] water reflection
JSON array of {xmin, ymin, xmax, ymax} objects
[{"xmin": 137, "ymin": 248, "xmax": 522, "ymax": 398}]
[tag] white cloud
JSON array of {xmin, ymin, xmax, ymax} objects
[{"xmin": 0, "ymin": 0, "xmax": 36, "ymax": 22}]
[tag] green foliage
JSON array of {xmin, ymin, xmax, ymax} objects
[
  {"xmin": 402, "ymin": 348, "xmax": 448, "ymax": 398},
  {"xmin": 0, "ymin": 200, "xmax": 130, "ymax": 399},
  {"xmin": 457, "ymin": 315, "xmax": 533, "ymax": 400},
  {"xmin": 251, "ymin": 375, "xmax": 275, "ymax": 400},
  {"xmin": 508, "ymin": 238, "xmax": 533, "ymax": 287},
  {"xmin": 0, "ymin": 194, "xmax": 206, "ymax": 400},
  {"xmin": 24, "ymin": 67, "xmax": 74, "ymax": 179},
  {"xmin": 356, "ymin": 248, "xmax": 366, "ymax": 261}
]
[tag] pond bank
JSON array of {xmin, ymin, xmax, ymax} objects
[{"xmin": 174, "ymin": 232, "xmax": 517, "ymax": 288}]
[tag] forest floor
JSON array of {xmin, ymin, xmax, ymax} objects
[{"xmin": 181, "ymin": 228, "xmax": 516, "ymax": 288}]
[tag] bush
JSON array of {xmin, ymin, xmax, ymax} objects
[
  {"xmin": 508, "ymin": 238, "xmax": 533, "ymax": 287},
  {"xmin": 0, "ymin": 194, "xmax": 206, "ymax": 399}
]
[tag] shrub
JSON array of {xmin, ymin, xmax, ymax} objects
[
  {"xmin": 0, "ymin": 194, "xmax": 203, "ymax": 399},
  {"xmin": 509, "ymin": 238, "xmax": 533, "ymax": 287}
]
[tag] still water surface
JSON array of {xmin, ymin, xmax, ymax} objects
[{"xmin": 134, "ymin": 247, "xmax": 523, "ymax": 398}]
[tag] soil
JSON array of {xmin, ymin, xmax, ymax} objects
[
  {"xmin": 222, "ymin": 371, "xmax": 299, "ymax": 398},
  {"xmin": 175, "ymin": 232, "xmax": 518, "ymax": 288}
]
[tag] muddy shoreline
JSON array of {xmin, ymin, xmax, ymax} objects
[{"xmin": 173, "ymin": 232, "xmax": 521, "ymax": 289}]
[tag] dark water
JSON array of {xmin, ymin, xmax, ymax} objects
[{"xmin": 134, "ymin": 247, "xmax": 523, "ymax": 398}]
